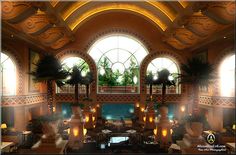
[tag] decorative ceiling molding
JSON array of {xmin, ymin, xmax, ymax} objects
[
  {"xmin": 173, "ymin": 28, "xmax": 200, "ymax": 45},
  {"xmin": 50, "ymin": 35, "xmax": 70, "ymax": 49},
  {"xmin": 37, "ymin": 27, "xmax": 64, "ymax": 45},
  {"xmin": 2, "ymin": 1, "xmax": 37, "ymax": 23},
  {"xmin": 68, "ymin": 3, "xmax": 167, "ymax": 32},
  {"xmin": 164, "ymin": 37, "xmax": 187, "ymax": 50},
  {"xmin": 202, "ymin": 1, "xmax": 235, "ymax": 25},
  {"xmin": 17, "ymin": 12, "xmax": 52, "ymax": 35}
]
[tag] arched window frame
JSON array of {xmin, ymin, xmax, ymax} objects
[
  {"xmin": 56, "ymin": 57, "xmax": 90, "ymax": 94},
  {"xmin": 88, "ymin": 34, "xmax": 149, "ymax": 94},
  {"xmin": 146, "ymin": 57, "xmax": 181, "ymax": 94},
  {"xmin": 219, "ymin": 54, "xmax": 235, "ymax": 97},
  {"xmin": 0, "ymin": 52, "xmax": 16, "ymax": 96}
]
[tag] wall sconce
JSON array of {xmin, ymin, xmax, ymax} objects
[
  {"xmin": 149, "ymin": 117, "xmax": 153, "ymax": 123},
  {"xmin": 136, "ymin": 103, "xmax": 140, "ymax": 108},
  {"xmin": 162, "ymin": 129, "xmax": 167, "ymax": 137},
  {"xmin": 83, "ymin": 128, "xmax": 87, "ymax": 136},
  {"xmin": 73, "ymin": 128, "xmax": 79, "ymax": 137},
  {"xmin": 93, "ymin": 125, "xmax": 96, "ymax": 128},
  {"xmin": 92, "ymin": 116, "xmax": 95, "ymax": 122},
  {"xmin": 53, "ymin": 107, "xmax": 56, "ymax": 112},
  {"xmin": 1, "ymin": 123, "xmax": 7, "ymax": 129},
  {"xmin": 232, "ymin": 124, "xmax": 235, "ymax": 130},
  {"xmin": 141, "ymin": 108, "xmax": 145, "ymax": 112},
  {"xmin": 92, "ymin": 108, "xmax": 96, "ymax": 113},
  {"xmin": 96, "ymin": 104, "xmax": 100, "ymax": 108},
  {"xmin": 153, "ymin": 128, "xmax": 157, "ymax": 136},
  {"xmin": 67, "ymin": 129, "xmax": 70, "ymax": 134},
  {"xmin": 180, "ymin": 106, "xmax": 185, "ymax": 112},
  {"xmin": 143, "ymin": 116, "xmax": 146, "ymax": 122},
  {"xmin": 85, "ymin": 116, "xmax": 89, "ymax": 122}
]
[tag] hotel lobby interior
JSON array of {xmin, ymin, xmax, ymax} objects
[{"xmin": 1, "ymin": 0, "xmax": 235, "ymax": 154}]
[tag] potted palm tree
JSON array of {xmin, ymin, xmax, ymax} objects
[
  {"xmin": 80, "ymin": 71, "xmax": 94, "ymax": 100},
  {"xmin": 179, "ymin": 57, "xmax": 215, "ymax": 114},
  {"xmin": 155, "ymin": 69, "xmax": 175, "ymax": 119},
  {"xmin": 30, "ymin": 54, "xmax": 67, "ymax": 114},
  {"xmin": 179, "ymin": 57, "xmax": 214, "ymax": 139},
  {"xmin": 66, "ymin": 65, "xmax": 83, "ymax": 105}
]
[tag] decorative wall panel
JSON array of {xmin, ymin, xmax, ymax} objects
[
  {"xmin": 1, "ymin": 94, "xmax": 47, "ymax": 106},
  {"xmin": 199, "ymin": 95, "xmax": 235, "ymax": 108}
]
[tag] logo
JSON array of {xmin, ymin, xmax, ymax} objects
[{"xmin": 206, "ymin": 133, "xmax": 215, "ymax": 145}]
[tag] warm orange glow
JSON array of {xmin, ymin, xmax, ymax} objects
[
  {"xmin": 180, "ymin": 106, "xmax": 185, "ymax": 112},
  {"xmin": 136, "ymin": 103, "xmax": 140, "ymax": 108},
  {"xmin": 178, "ymin": 0, "xmax": 189, "ymax": 8},
  {"xmin": 93, "ymin": 125, "xmax": 96, "ymax": 128},
  {"xmin": 67, "ymin": 129, "xmax": 70, "ymax": 134},
  {"xmin": 153, "ymin": 128, "xmax": 157, "ymax": 135},
  {"xmin": 69, "ymin": 4, "xmax": 167, "ymax": 31},
  {"xmin": 92, "ymin": 116, "xmax": 95, "ymax": 122},
  {"xmin": 143, "ymin": 116, "xmax": 146, "ymax": 122},
  {"xmin": 141, "ymin": 108, "xmax": 145, "ymax": 112},
  {"xmin": 83, "ymin": 128, "xmax": 87, "ymax": 136},
  {"xmin": 1, "ymin": 123, "xmax": 7, "ymax": 129},
  {"xmin": 233, "ymin": 124, "xmax": 236, "ymax": 130},
  {"xmin": 53, "ymin": 107, "xmax": 56, "ymax": 112},
  {"xmin": 146, "ymin": 1, "xmax": 176, "ymax": 22},
  {"xmin": 73, "ymin": 128, "xmax": 79, "ymax": 137},
  {"xmin": 149, "ymin": 117, "xmax": 153, "ymax": 123},
  {"xmin": 92, "ymin": 108, "xmax": 96, "ymax": 113},
  {"xmin": 85, "ymin": 116, "xmax": 89, "ymax": 122},
  {"xmin": 170, "ymin": 129, "xmax": 173, "ymax": 135},
  {"xmin": 162, "ymin": 129, "xmax": 167, "ymax": 137},
  {"xmin": 96, "ymin": 104, "xmax": 100, "ymax": 108}
]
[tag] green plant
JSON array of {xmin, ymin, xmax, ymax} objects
[
  {"xmin": 156, "ymin": 69, "xmax": 175, "ymax": 105},
  {"xmin": 80, "ymin": 71, "xmax": 94, "ymax": 99},
  {"xmin": 178, "ymin": 57, "xmax": 215, "ymax": 112},
  {"xmin": 30, "ymin": 54, "xmax": 67, "ymax": 113}
]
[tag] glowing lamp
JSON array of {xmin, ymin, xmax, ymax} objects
[
  {"xmin": 162, "ymin": 129, "xmax": 167, "ymax": 137},
  {"xmin": 83, "ymin": 128, "xmax": 87, "ymax": 136},
  {"xmin": 92, "ymin": 108, "xmax": 96, "ymax": 113},
  {"xmin": 170, "ymin": 129, "xmax": 173, "ymax": 135},
  {"xmin": 1, "ymin": 123, "xmax": 7, "ymax": 129},
  {"xmin": 233, "ymin": 124, "xmax": 235, "ymax": 130},
  {"xmin": 136, "ymin": 103, "xmax": 140, "ymax": 108},
  {"xmin": 85, "ymin": 116, "xmax": 89, "ymax": 122},
  {"xmin": 92, "ymin": 116, "xmax": 95, "ymax": 122},
  {"xmin": 153, "ymin": 128, "xmax": 157, "ymax": 135},
  {"xmin": 149, "ymin": 117, "xmax": 153, "ymax": 123},
  {"xmin": 96, "ymin": 104, "xmax": 100, "ymax": 108},
  {"xmin": 93, "ymin": 125, "xmax": 96, "ymax": 128},
  {"xmin": 143, "ymin": 116, "xmax": 146, "ymax": 122},
  {"xmin": 73, "ymin": 128, "xmax": 79, "ymax": 137},
  {"xmin": 67, "ymin": 129, "xmax": 70, "ymax": 134},
  {"xmin": 53, "ymin": 107, "xmax": 56, "ymax": 112},
  {"xmin": 141, "ymin": 108, "xmax": 145, "ymax": 112},
  {"xmin": 180, "ymin": 106, "xmax": 185, "ymax": 112}
]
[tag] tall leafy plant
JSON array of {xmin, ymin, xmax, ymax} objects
[
  {"xmin": 30, "ymin": 54, "xmax": 67, "ymax": 114},
  {"xmin": 179, "ymin": 57, "xmax": 215, "ymax": 113},
  {"xmin": 156, "ymin": 69, "xmax": 175, "ymax": 105},
  {"xmin": 80, "ymin": 71, "xmax": 94, "ymax": 99}
]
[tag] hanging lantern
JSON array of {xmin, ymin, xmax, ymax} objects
[
  {"xmin": 162, "ymin": 129, "xmax": 167, "ymax": 137},
  {"xmin": 73, "ymin": 127, "xmax": 79, "ymax": 137}
]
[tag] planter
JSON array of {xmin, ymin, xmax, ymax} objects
[{"xmin": 159, "ymin": 106, "xmax": 168, "ymax": 118}]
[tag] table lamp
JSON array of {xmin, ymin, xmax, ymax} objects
[{"xmin": 1, "ymin": 123, "xmax": 7, "ymax": 129}]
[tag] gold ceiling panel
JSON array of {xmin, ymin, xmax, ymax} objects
[
  {"xmin": 178, "ymin": 0, "xmax": 189, "ymax": 8},
  {"xmin": 68, "ymin": 3, "xmax": 167, "ymax": 32},
  {"xmin": 146, "ymin": 1, "xmax": 177, "ymax": 22},
  {"xmin": 61, "ymin": 1, "xmax": 91, "ymax": 20},
  {"xmin": 50, "ymin": 0, "xmax": 59, "ymax": 7}
]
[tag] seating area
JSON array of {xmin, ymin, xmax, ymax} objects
[{"xmin": 1, "ymin": 0, "xmax": 235, "ymax": 154}]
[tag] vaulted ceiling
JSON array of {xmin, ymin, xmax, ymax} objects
[{"xmin": 1, "ymin": 1, "xmax": 235, "ymax": 51}]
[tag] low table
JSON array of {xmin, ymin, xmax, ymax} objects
[{"xmin": 1, "ymin": 142, "xmax": 14, "ymax": 153}]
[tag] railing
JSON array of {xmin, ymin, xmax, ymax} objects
[
  {"xmin": 56, "ymin": 85, "xmax": 87, "ymax": 94},
  {"xmin": 146, "ymin": 86, "xmax": 180, "ymax": 94},
  {"xmin": 98, "ymin": 86, "xmax": 139, "ymax": 94}
]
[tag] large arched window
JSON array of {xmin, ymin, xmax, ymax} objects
[
  {"xmin": 88, "ymin": 34, "xmax": 148, "ymax": 94},
  {"xmin": 147, "ymin": 57, "xmax": 180, "ymax": 94},
  {"xmin": 56, "ymin": 57, "xmax": 90, "ymax": 94},
  {"xmin": 0, "ymin": 52, "xmax": 16, "ymax": 96},
  {"xmin": 219, "ymin": 54, "xmax": 235, "ymax": 97}
]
